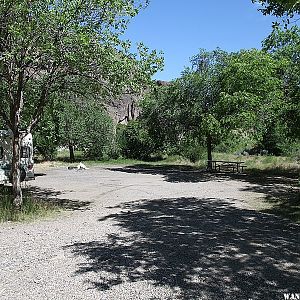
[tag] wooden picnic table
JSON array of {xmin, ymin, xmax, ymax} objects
[{"xmin": 207, "ymin": 160, "xmax": 246, "ymax": 173}]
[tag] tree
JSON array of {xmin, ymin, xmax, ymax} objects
[
  {"xmin": 252, "ymin": 0, "xmax": 300, "ymax": 17},
  {"xmin": 219, "ymin": 49, "xmax": 286, "ymax": 154},
  {"xmin": 118, "ymin": 120, "xmax": 155, "ymax": 160},
  {"xmin": 140, "ymin": 49, "xmax": 230, "ymax": 166},
  {"xmin": 0, "ymin": 0, "xmax": 163, "ymax": 208},
  {"xmin": 141, "ymin": 48, "xmax": 287, "ymax": 162},
  {"xmin": 59, "ymin": 98, "xmax": 115, "ymax": 161},
  {"xmin": 34, "ymin": 101, "xmax": 60, "ymax": 161},
  {"xmin": 262, "ymin": 25, "xmax": 300, "ymax": 139},
  {"xmin": 189, "ymin": 49, "xmax": 230, "ymax": 166}
]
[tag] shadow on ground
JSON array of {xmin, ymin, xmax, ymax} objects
[
  {"xmin": 108, "ymin": 164, "xmax": 213, "ymax": 183},
  {"xmin": 108, "ymin": 164, "xmax": 300, "ymax": 222},
  {"xmin": 242, "ymin": 172, "xmax": 300, "ymax": 223},
  {"xmin": 34, "ymin": 172, "xmax": 47, "ymax": 177},
  {"xmin": 27, "ymin": 186, "xmax": 91, "ymax": 210},
  {"xmin": 66, "ymin": 197, "xmax": 300, "ymax": 300}
]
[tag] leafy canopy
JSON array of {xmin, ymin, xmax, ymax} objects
[
  {"xmin": 0, "ymin": 0, "xmax": 163, "ymax": 132},
  {"xmin": 252, "ymin": 0, "xmax": 300, "ymax": 17},
  {"xmin": 262, "ymin": 26, "xmax": 300, "ymax": 138}
]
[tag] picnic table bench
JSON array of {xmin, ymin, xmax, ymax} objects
[{"xmin": 207, "ymin": 160, "xmax": 247, "ymax": 173}]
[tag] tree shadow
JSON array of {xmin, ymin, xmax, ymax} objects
[
  {"xmin": 27, "ymin": 186, "xmax": 91, "ymax": 211},
  {"xmin": 65, "ymin": 197, "xmax": 300, "ymax": 299},
  {"xmin": 241, "ymin": 171, "xmax": 299, "ymax": 223},
  {"xmin": 107, "ymin": 164, "xmax": 240, "ymax": 183},
  {"xmin": 107, "ymin": 164, "xmax": 300, "ymax": 222},
  {"xmin": 261, "ymin": 193, "xmax": 299, "ymax": 223},
  {"xmin": 34, "ymin": 172, "xmax": 47, "ymax": 177}
]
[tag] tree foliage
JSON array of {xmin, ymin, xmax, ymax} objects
[
  {"xmin": 140, "ymin": 49, "xmax": 230, "ymax": 162},
  {"xmin": 220, "ymin": 49, "xmax": 287, "ymax": 154},
  {"xmin": 0, "ymin": 0, "xmax": 161, "ymax": 132},
  {"xmin": 139, "ymin": 47, "xmax": 292, "ymax": 161},
  {"xmin": 59, "ymin": 99, "xmax": 115, "ymax": 160},
  {"xmin": 34, "ymin": 100, "xmax": 60, "ymax": 160},
  {"xmin": 252, "ymin": 0, "xmax": 300, "ymax": 17},
  {"xmin": 263, "ymin": 26, "xmax": 300, "ymax": 138},
  {"xmin": 0, "ymin": 0, "xmax": 163, "ymax": 207},
  {"xmin": 117, "ymin": 120, "xmax": 155, "ymax": 160}
]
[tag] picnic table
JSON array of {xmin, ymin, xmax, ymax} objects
[{"xmin": 207, "ymin": 160, "xmax": 246, "ymax": 173}]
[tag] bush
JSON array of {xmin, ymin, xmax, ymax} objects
[
  {"xmin": 118, "ymin": 120, "xmax": 155, "ymax": 160},
  {"xmin": 34, "ymin": 120, "xmax": 58, "ymax": 160},
  {"xmin": 180, "ymin": 139, "xmax": 206, "ymax": 163},
  {"xmin": 79, "ymin": 109, "xmax": 115, "ymax": 160}
]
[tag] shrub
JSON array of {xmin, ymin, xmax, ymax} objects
[
  {"xmin": 79, "ymin": 110, "xmax": 115, "ymax": 160},
  {"xmin": 180, "ymin": 139, "xmax": 206, "ymax": 163},
  {"xmin": 118, "ymin": 120, "xmax": 155, "ymax": 160}
]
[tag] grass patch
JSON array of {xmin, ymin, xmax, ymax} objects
[
  {"xmin": 212, "ymin": 152, "xmax": 299, "ymax": 176},
  {"xmin": 0, "ymin": 186, "xmax": 59, "ymax": 223},
  {"xmin": 55, "ymin": 149, "xmax": 84, "ymax": 161}
]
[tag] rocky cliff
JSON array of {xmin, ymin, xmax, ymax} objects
[
  {"xmin": 106, "ymin": 93, "xmax": 141, "ymax": 124},
  {"xmin": 106, "ymin": 80, "xmax": 170, "ymax": 124}
]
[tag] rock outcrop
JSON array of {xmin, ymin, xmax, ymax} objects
[
  {"xmin": 106, "ymin": 80, "xmax": 170, "ymax": 124},
  {"xmin": 106, "ymin": 93, "xmax": 141, "ymax": 124}
]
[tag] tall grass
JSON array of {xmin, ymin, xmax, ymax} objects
[
  {"xmin": 0, "ymin": 187, "xmax": 58, "ymax": 222},
  {"xmin": 212, "ymin": 152, "xmax": 299, "ymax": 174}
]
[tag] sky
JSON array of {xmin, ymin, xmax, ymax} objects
[{"xmin": 123, "ymin": 0, "xmax": 278, "ymax": 81}]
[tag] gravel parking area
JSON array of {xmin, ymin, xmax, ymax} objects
[{"xmin": 0, "ymin": 165, "xmax": 299, "ymax": 300}]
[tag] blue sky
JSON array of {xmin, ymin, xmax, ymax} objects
[{"xmin": 123, "ymin": 0, "xmax": 278, "ymax": 81}]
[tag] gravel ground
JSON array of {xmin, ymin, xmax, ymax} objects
[{"xmin": 0, "ymin": 165, "xmax": 299, "ymax": 300}]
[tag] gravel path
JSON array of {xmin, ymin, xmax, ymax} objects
[{"xmin": 0, "ymin": 165, "xmax": 299, "ymax": 300}]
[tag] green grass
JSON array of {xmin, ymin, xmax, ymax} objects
[
  {"xmin": 41, "ymin": 151, "xmax": 193, "ymax": 168},
  {"xmin": 0, "ymin": 186, "xmax": 59, "ymax": 222},
  {"xmin": 212, "ymin": 152, "xmax": 299, "ymax": 175}
]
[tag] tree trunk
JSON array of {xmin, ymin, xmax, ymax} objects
[
  {"xmin": 206, "ymin": 134, "xmax": 213, "ymax": 170},
  {"xmin": 69, "ymin": 141, "xmax": 75, "ymax": 162},
  {"xmin": 12, "ymin": 130, "xmax": 22, "ymax": 209}
]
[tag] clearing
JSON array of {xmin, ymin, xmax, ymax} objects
[{"xmin": 0, "ymin": 164, "xmax": 299, "ymax": 300}]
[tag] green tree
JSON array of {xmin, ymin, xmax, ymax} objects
[
  {"xmin": 0, "ymin": 0, "xmax": 163, "ymax": 208},
  {"xmin": 118, "ymin": 120, "xmax": 154, "ymax": 160},
  {"xmin": 140, "ymin": 83, "xmax": 184, "ymax": 155},
  {"xmin": 34, "ymin": 101, "xmax": 60, "ymax": 160},
  {"xmin": 59, "ymin": 99, "xmax": 115, "ymax": 160},
  {"xmin": 262, "ymin": 26, "xmax": 300, "ymax": 139},
  {"xmin": 57, "ymin": 97, "xmax": 85, "ymax": 162},
  {"xmin": 141, "ymin": 49, "xmax": 230, "ymax": 166},
  {"xmin": 219, "ymin": 49, "xmax": 286, "ymax": 154},
  {"xmin": 141, "ymin": 48, "xmax": 287, "ymax": 162},
  {"xmin": 252, "ymin": 0, "xmax": 300, "ymax": 17},
  {"xmin": 189, "ymin": 49, "xmax": 229, "ymax": 166}
]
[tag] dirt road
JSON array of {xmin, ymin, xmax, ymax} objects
[{"xmin": 0, "ymin": 165, "xmax": 299, "ymax": 299}]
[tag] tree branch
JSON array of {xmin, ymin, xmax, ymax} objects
[{"xmin": 27, "ymin": 63, "xmax": 60, "ymax": 132}]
